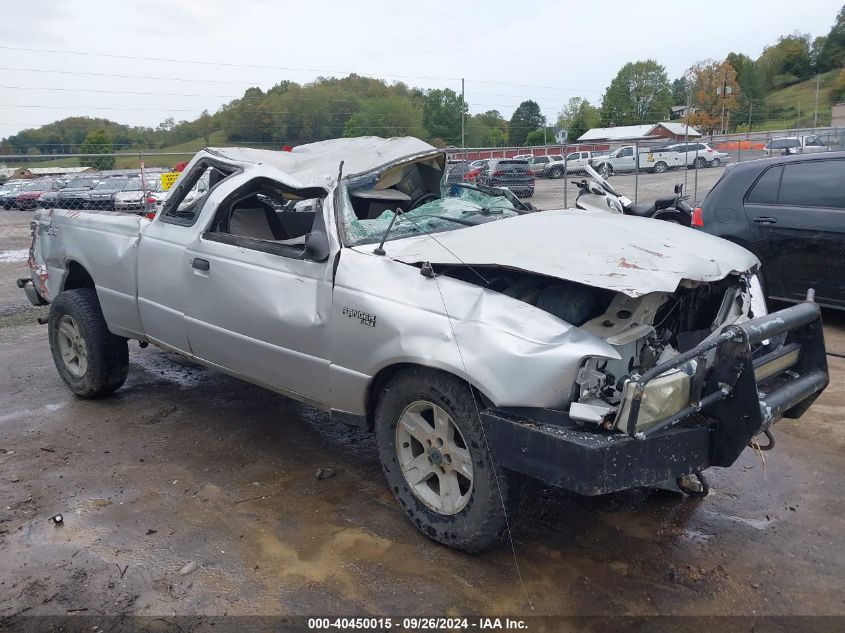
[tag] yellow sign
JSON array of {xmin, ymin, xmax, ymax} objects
[{"xmin": 160, "ymin": 172, "xmax": 180, "ymax": 191}]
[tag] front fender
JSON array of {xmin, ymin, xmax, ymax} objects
[{"xmin": 329, "ymin": 249, "xmax": 620, "ymax": 415}]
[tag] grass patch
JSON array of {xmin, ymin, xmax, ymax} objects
[{"xmin": 754, "ymin": 70, "xmax": 840, "ymax": 129}]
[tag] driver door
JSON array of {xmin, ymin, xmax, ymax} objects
[{"xmin": 182, "ymin": 178, "xmax": 335, "ymax": 404}]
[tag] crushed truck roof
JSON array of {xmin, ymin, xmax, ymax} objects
[{"xmin": 208, "ymin": 137, "xmax": 438, "ymax": 187}]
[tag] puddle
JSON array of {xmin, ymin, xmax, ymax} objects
[{"xmin": 0, "ymin": 249, "xmax": 28, "ymax": 263}]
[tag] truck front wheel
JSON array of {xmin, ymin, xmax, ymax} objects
[
  {"xmin": 48, "ymin": 288, "xmax": 129, "ymax": 398},
  {"xmin": 375, "ymin": 368, "xmax": 514, "ymax": 552}
]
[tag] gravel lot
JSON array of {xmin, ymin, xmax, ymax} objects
[{"xmin": 1, "ymin": 207, "xmax": 844, "ymax": 621}]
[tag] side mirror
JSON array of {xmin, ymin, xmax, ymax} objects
[{"xmin": 674, "ymin": 184, "xmax": 683, "ymax": 194}]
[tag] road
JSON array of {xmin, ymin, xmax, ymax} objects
[{"xmin": 1, "ymin": 209, "xmax": 844, "ymax": 621}]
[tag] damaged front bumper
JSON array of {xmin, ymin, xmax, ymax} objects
[{"xmin": 481, "ymin": 299, "xmax": 828, "ymax": 495}]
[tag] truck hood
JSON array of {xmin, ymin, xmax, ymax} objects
[{"xmin": 362, "ymin": 209, "xmax": 758, "ymax": 297}]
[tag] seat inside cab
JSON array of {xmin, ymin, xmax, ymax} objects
[
  {"xmin": 348, "ymin": 156, "xmax": 444, "ymax": 220},
  {"xmin": 209, "ymin": 179, "xmax": 326, "ymax": 247}
]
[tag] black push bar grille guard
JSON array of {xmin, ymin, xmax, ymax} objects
[{"xmin": 623, "ymin": 293, "xmax": 829, "ymax": 446}]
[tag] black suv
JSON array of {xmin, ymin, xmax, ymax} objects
[
  {"xmin": 476, "ymin": 159, "xmax": 535, "ymax": 198},
  {"xmin": 694, "ymin": 152, "xmax": 844, "ymax": 309}
]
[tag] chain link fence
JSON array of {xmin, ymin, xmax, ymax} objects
[
  {"xmin": 447, "ymin": 125, "xmax": 845, "ymax": 211},
  {"xmin": 2, "ymin": 126, "xmax": 843, "ymax": 215}
]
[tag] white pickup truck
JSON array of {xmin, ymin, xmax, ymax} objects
[
  {"xmin": 591, "ymin": 145, "xmax": 684, "ymax": 175},
  {"xmin": 19, "ymin": 137, "xmax": 829, "ymax": 552},
  {"xmin": 763, "ymin": 135, "xmax": 830, "ymax": 157}
]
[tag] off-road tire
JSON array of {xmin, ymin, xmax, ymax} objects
[
  {"xmin": 48, "ymin": 288, "xmax": 129, "ymax": 398},
  {"xmin": 375, "ymin": 368, "xmax": 515, "ymax": 552}
]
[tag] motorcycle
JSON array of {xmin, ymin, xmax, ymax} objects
[{"xmin": 573, "ymin": 161, "xmax": 693, "ymax": 226}]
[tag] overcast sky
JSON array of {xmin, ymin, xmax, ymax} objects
[{"xmin": 1, "ymin": 0, "xmax": 841, "ymax": 141}]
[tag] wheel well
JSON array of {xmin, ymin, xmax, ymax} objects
[
  {"xmin": 63, "ymin": 261, "xmax": 95, "ymax": 291},
  {"xmin": 365, "ymin": 363, "xmax": 493, "ymax": 430}
]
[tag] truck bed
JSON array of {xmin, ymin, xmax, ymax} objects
[{"xmin": 29, "ymin": 208, "xmax": 147, "ymax": 339}]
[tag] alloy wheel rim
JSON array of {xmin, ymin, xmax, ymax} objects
[
  {"xmin": 57, "ymin": 315, "xmax": 88, "ymax": 377},
  {"xmin": 395, "ymin": 400, "xmax": 474, "ymax": 515}
]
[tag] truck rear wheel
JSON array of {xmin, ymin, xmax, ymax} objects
[
  {"xmin": 653, "ymin": 161, "xmax": 668, "ymax": 173},
  {"xmin": 375, "ymin": 368, "xmax": 514, "ymax": 552},
  {"xmin": 48, "ymin": 288, "xmax": 128, "ymax": 398}
]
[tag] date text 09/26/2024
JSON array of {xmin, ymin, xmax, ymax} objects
[{"xmin": 307, "ymin": 617, "xmax": 527, "ymax": 630}]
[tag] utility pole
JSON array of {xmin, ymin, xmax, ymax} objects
[
  {"xmin": 814, "ymin": 73, "xmax": 820, "ymax": 128},
  {"xmin": 461, "ymin": 78, "xmax": 466, "ymax": 162},
  {"xmin": 747, "ymin": 101, "xmax": 753, "ymax": 132},
  {"xmin": 796, "ymin": 100, "xmax": 801, "ymax": 131},
  {"xmin": 684, "ymin": 84, "xmax": 692, "ymax": 193},
  {"xmin": 717, "ymin": 67, "xmax": 731, "ymax": 135}
]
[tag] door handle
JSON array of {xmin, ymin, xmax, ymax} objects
[
  {"xmin": 191, "ymin": 258, "xmax": 210, "ymax": 271},
  {"xmin": 752, "ymin": 216, "xmax": 778, "ymax": 224}
]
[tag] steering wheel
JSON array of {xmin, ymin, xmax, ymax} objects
[{"xmin": 410, "ymin": 192, "xmax": 439, "ymax": 210}]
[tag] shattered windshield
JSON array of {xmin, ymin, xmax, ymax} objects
[
  {"xmin": 341, "ymin": 182, "xmax": 529, "ymax": 247},
  {"xmin": 337, "ymin": 153, "xmax": 535, "ymax": 246}
]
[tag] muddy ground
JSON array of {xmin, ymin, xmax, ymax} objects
[{"xmin": 0, "ymin": 210, "xmax": 843, "ymax": 619}]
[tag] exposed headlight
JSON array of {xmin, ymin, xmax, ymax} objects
[{"xmin": 614, "ymin": 367, "xmax": 692, "ymax": 434}]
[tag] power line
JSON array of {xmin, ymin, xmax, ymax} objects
[
  {"xmin": 0, "ymin": 46, "xmax": 605, "ymax": 94},
  {"xmin": 0, "ymin": 45, "xmax": 461, "ymax": 83}
]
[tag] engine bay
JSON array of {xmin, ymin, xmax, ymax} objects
[{"xmin": 438, "ymin": 265, "xmax": 756, "ymax": 432}]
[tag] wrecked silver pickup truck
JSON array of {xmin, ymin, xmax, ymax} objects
[{"xmin": 20, "ymin": 137, "xmax": 828, "ymax": 552}]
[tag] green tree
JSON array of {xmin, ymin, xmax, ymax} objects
[
  {"xmin": 79, "ymin": 129, "xmax": 115, "ymax": 170},
  {"xmin": 600, "ymin": 60, "xmax": 672, "ymax": 125},
  {"xmin": 727, "ymin": 52, "xmax": 765, "ymax": 128},
  {"xmin": 818, "ymin": 5, "xmax": 845, "ymax": 71},
  {"xmin": 524, "ymin": 128, "xmax": 547, "ymax": 145},
  {"xmin": 568, "ymin": 103, "xmax": 600, "ymax": 141},
  {"xmin": 509, "ymin": 100, "xmax": 545, "ymax": 146},
  {"xmin": 465, "ymin": 110, "xmax": 508, "ymax": 146},
  {"xmin": 343, "ymin": 94, "xmax": 425, "ymax": 139},
  {"xmin": 557, "ymin": 97, "xmax": 600, "ymax": 141},
  {"xmin": 422, "ymin": 88, "xmax": 464, "ymax": 145},
  {"xmin": 671, "ymin": 77, "xmax": 689, "ymax": 104},
  {"xmin": 758, "ymin": 33, "xmax": 813, "ymax": 89}
]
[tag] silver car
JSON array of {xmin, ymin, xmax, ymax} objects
[{"xmin": 21, "ymin": 137, "xmax": 829, "ymax": 552}]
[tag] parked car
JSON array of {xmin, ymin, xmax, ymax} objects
[
  {"xmin": 55, "ymin": 176, "xmax": 99, "ymax": 209},
  {"xmin": 592, "ymin": 145, "xmax": 684, "ymax": 175},
  {"xmin": 15, "ymin": 179, "xmax": 60, "ymax": 210},
  {"xmin": 665, "ymin": 142, "xmax": 731, "ymax": 168},
  {"xmin": 0, "ymin": 180, "xmax": 28, "ymax": 209},
  {"xmin": 19, "ymin": 137, "xmax": 829, "ymax": 552},
  {"xmin": 561, "ymin": 151, "xmax": 595, "ymax": 176},
  {"xmin": 445, "ymin": 161, "xmax": 473, "ymax": 185},
  {"xmin": 763, "ymin": 135, "xmax": 829, "ymax": 157},
  {"xmin": 693, "ymin": 151, "xmax": 845, "ymax": 309},
  {"xmin": 476, "ymin": 158, "xmax": 535, "ymax": 197},
  {"xmin": 114, "ymin": 176, "xmax": 162, "ymax": 211},
  {"xmin": 525, "ymin": 155, "xmax": 564, "ymax": 178},
  {"xmin": 85, "ymin": 176, "xmax": 130, "ymax": 210}
]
